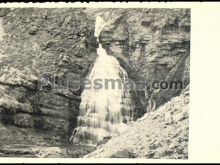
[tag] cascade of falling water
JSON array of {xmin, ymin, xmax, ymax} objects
[{"xmin": 72, "ymin": 16, "xmax": 134, "ymax": 145}]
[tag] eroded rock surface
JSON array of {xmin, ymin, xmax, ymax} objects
[
  {"xmin": 98, "ymin": 9, "xmax": 190, "ymax": 114},
  {"xmin": 0, "ymin": 8, "xmax": 97, "ymax": 146}
]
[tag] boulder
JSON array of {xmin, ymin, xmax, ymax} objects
[{"xmin": 109, "ymin": 149, "xmax": 136, "ymax": 158}]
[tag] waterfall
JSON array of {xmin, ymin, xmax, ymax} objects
[{"xmin": 72, "ymin": 16, "xmax": 133, "ymax": 145}]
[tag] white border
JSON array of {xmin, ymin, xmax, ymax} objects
[{"xmin": 0, "ymin": 2, "xmax": 220, "ymax": 163}]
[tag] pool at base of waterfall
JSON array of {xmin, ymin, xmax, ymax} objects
[{"xmin": 0, "ymin": 141, "xmax": 96, "ymax": 158}]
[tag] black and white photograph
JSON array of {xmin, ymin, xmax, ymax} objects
[{"xmin": 0, "ymin": 5, "xmax": 190, "ymax": 159}]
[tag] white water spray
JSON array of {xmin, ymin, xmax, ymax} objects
[{"xmin": 72, "ymin": 16, "xmax": 133, "ymax": 145}]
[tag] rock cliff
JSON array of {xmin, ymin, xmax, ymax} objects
[
  {"xmin": 98, "ymin": 8, "xmax": 190, "ymax": 116},
  {"xmin": 0, "ymin": 8, "xmax": 97, "ymax": 146}
]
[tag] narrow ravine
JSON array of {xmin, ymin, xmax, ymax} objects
[{"xmin": 72, "ymin": 16, "xmax": 134, "ymax": 145}]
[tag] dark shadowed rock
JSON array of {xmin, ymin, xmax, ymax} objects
[
  {"xmin": 109, "ymin": 149, "xmax": 136, "ymax": 158},
  {"xmin": 97, "ymin": 136, "xmax": 112, "ymax": 146}
]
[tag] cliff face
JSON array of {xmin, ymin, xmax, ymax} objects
[
  {"xmin": 99, "ymin": 9, "xmax": 190, "ymax": 115},
  {"xmin": 0, "ymin": 8, "xmax": 97, "ymax": 146}
]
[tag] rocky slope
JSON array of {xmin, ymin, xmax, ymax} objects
[
  {"xmin": 84, "ymin": 85, "xmax": 189, "ymax": 159},
  {"xmin": 0, "ymin": 8, "xmax": 97, "ymax": 146}
]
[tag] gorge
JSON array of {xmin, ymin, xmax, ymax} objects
[{"xmin": 0, "ymin": 8, "xmax": 190, "ymax": 158}]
